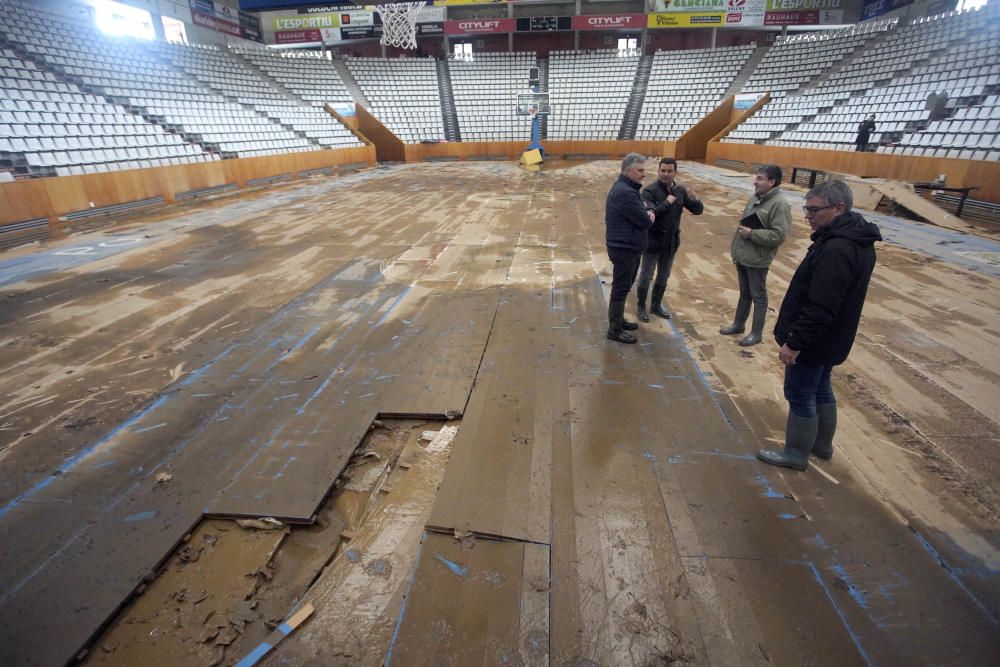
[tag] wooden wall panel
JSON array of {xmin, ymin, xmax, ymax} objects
[
  {"xmin": 356, "ymin": 104, "xmax": 406, "ymax": 163},
  {"xmin": 676, "ymin": 96, "xmax": 734, "ymax": 161},
  {"xmin": 0, "ymin": 146, "xmax": 376, "ymax": 227},
  {"xmin": 706, "ymin": 142, "xmax": 1000, "ymax": 204},
  {"xmin": 404, "ymin": 140, "xmax": 676, "ymax": 162}
]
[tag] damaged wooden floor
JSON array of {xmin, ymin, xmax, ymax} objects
[{"xmin": 0, "ymin": 161, "xmax": 997, "ymax": 666}]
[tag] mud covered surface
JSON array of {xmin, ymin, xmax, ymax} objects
[{"xmin": 0, "ymin": 160, "xmax": 997, "ymax": 665}]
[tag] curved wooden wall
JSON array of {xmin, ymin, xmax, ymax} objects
[
  {"xmin": 0, "ymin": 146, "xmax": 375, "ymax": 227},
  {"xmin": 706, "ymin": 142, "xmax": 1000, "ymax": 204}
]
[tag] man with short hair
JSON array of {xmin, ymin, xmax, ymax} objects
[
  {"xmin": 637, "ymin": 158, "xmax": 703, "ymax": 322},
  {"xmin": 855, "ymin": 114, "xmax": 876, "ymax": 152},
  {"xmin": 720, "ymin": 165, "xmax": 791, "ymax": 347},
  {"xmin": 605, "ymin": 153, "xmax": 655, "ymax": 344},
  {"xmin": 757, "ymin": 180, "xmax": 882, "ymax": 471}
]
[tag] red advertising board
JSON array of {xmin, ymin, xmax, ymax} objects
[
  {"xmin": 275, "ymin": 29, "xmax": 322, "ymax": 43},
  {"xmin": 571, "ymin": 14, "xmax": 645, "ymax": 30},
  {"xmin": 444, "ymin": 18, "xmax": 516, "ymax": 35},
  {"xmin": 191, "ymin": 10, "xmax": 242, "ymax": 36},
  {"xmin": 763, "ymin": 10, "xmax": 819, "ymax": 24}
]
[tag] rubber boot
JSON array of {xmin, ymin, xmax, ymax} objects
[
  {"xmin": 636, "ymin": 282, "xmax": 650, "ymax": 323},
  {"xmin": 607, "ymin": 300, "xmax": 637, "ymax": 344},
  {"xmin": 738, "ymin": 302, "xmax": 767, "ymax": 347},
  {"xmin": 757, "ymin": 413, "xmax": 819, "ymax": 471},
  {"xmin": 650, "ymin": 283, "xmax": 670, "ymax": 319},
  {"xmin": 812, "ymin": 402, "xmax": 837, "ymax": 460},
  {"xmin": 720, "ymin": 298, "xmax": 750, "ymax": 335}
]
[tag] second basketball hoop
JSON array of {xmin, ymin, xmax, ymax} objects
[{"xmin": 375, "ymin": 2, "xmax": 424, "ymax": 50}]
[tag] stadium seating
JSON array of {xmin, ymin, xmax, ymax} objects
[
  {"xmin": 636, "ymin": 45, "xmax": 755, "ymax": 141},
  {"xmin": 1, "ymin": 0, "xmax": 999, "ymax": 181},
  {"xmin": 346, "ymin": 57, "xmax": 445, "ymax": 143},
  {"xmin": 230, "ymin": 44, "xmax": 353, "ymax": 108},
  {"xmin": 726, "ymin": 5, "xmax": 1000, "ymax": 159},
  {"xmin": 160, "ymin": 42, "xmax": 361, "ymax": 150},
  {"xmin": 449, "ymin": 52, "xmax": 536, "ymax": 142},
  {"xmin": 547, "ymin": 50, "xmax": 638, "ymax": 141}
]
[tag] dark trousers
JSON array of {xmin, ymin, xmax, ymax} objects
[
  {"xmin": 784, "ymin": 363, "xmax": 835, "ymax": 418},
  {"xmin": 736, "ymin": 263, "xmax": 769, "ymax": 311},
  {"xmin": 608, "ymin": 246, "xmax": 641, "ymax": 305},
  {"xmin": 855, "ymin": 140, "xmax": 869, "ymax": 152},
  {"xmin": 638, "ymin": 249, "xmax": 676, "ymax": 287}
]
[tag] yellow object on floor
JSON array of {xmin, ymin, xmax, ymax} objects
[{"xmin": 520, "ymin": 149, "xmax": 543, "ymax": 165}]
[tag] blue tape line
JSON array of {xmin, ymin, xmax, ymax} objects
[
  {"xmin": 278, "ymin": 622, "xmax": 293, "ymax": 635},
  {"xmin": 235, "ymin": 642, "xmax": 273, "ymax": 667}
]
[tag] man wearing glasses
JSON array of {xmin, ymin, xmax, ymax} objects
[
  {"xmin": 720, "ymin": 165, "xmax": 791, "ymax": 347},
  {"xmin": 757, "ymin": 180, "xmax": 882, "ymax": 471}
]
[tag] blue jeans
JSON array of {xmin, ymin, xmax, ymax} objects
[{"xmin": 784, "ymin": 363, "xmax": 835, "ymax": 418}]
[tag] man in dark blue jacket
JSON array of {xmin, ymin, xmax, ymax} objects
[
  {"xmin": 605, "ymin": 153, "xmax": 655, "ymax": 344},
  {"xmin": 757, "ymin": 180, "xmax": 882, "ymax": 471}
]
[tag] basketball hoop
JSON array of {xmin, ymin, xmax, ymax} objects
[{"xmin": 375, "ymin": 2, "xmax": 424, "ymax": 50}]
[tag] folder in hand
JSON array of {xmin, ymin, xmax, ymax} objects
[{"xmin": 740, "ymin": 213, "xmax": 764, "ymax": 230}]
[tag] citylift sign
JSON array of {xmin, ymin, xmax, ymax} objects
[
  {"xmin": 571, "ymin": 14, "xmax": 646, "ymax": 31},
  {"xmin": 444, "ymin": 18, "xmax": 516, "ymax": 35}
]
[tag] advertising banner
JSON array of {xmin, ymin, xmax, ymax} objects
[
  {"xmin": 763, "ymin": 8, "xmax": 842, "ymax": 23},
  {"xmin": 860, "ymin": 0, "xmax": 913, "ymax": 20},
  {"xmin": 725, "ymin": 0, "xmax": 766, "ymax": 25},
  {"xmin": 417, "ymin": 22, "xmax": 445, "ymax": 35},
  {"xmin": 339, "ymin": 10, "xmax": 375, "ymax": 27},
  {"xmin": 444, "ymin": 18, "xmax": 516, "ymax": 34},
  {"xmin": 272, "ymin": 13, "xmax": 340, "ymax": 31},
  {"xmin": 647, "ymin": 0, "xmax": 725, "ymax": 10},
  {"xmin": 572, "ymin": 14, "xmax": 646, "ymax": 30},
  {"xmin": 239, "ymin": 10, "xmax": 263, "ymax": 42},
  {"xmin": 647, "ymin": 11, "xmax": 726, "ymax": 27},
  {"xmin": 192, "ymin": 10, "xmax": 242, "ymax": 36},
  {"xmin": 339, "ymin": 24, "xmax": 384, "ymax": 39},
  {"xmin": 765, "ymin": 0, "xmax": 842, "ymax": 8},
  {"xmin": 734, "ymin": 92, "xmax": 765, "ymax": 109},
  {"xmin": 274, "ymin": 29, "xmax": 322, "ymax": 43}
]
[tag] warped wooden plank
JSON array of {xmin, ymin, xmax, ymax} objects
[{"xmin": 385, "ymin": 533, "xmax": 550, "ymax": 666}]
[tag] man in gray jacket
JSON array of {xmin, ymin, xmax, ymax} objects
[
  {"xmin": 720, "ymin": 165, "xmax": 792, "ymax": 347},
  {"xmin": 605, "ymin": 153, "xmax": 655, "ymax": 344}
]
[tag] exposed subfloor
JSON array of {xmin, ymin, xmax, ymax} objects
[{"xmin": 0, "ymin": 161, "xmax": 997, "ymax": 665}]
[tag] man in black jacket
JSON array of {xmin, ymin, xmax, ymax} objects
[
  {"xmin": 637, "ymin": 158, "xmax": 703, "ymax": 321},
  {"xmin": 605, "ymin": 153, "xmax": 655, "ymax": 344},
  {"xmin": 855, "ymin": 114, "xmax": 876, "ymax": 152},
  {"xmin": 757, "ymin": 180, "xmax": 882, "ymax": 471}
]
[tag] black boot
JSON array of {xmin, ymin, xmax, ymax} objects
[
  {"xmin": 607, "ymin": 300, "xmax": 637, "ymax": 344},
  {"xmin": 636, "ymin": 282, "xmax": 650, "ymax": 323},
  {"xmin": 757, "ymin": 413, "xmax": 818, "ymax": 471},
  {"xmin": 720, "ymin": 298, "xmax": 750, "ymax": 335},
  {"xmin": 812, "ymin": 402, "xmax": 837, "ymax": 460},
  {"xmin": 650, "ymin": 283, "xmax": 670, "ymax": 319},
  {"xmin": 738, "ymin": 302, "xmax": 767, "ymax": 347}
]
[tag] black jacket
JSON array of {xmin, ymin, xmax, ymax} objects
[
  {"xmin": 856, "ymin": 119, "xmax": 876, "ymax": 142},
  {"xmin": 774, "ymin": 211, "xmax": 882, "ymax": 366},
  {"xmin": 641, "ymin": 180, "xmax": 704, "ymax": 255},
  {"xmin": 605, "ymin": 175, "xmax": 653, "ymax": 253}
]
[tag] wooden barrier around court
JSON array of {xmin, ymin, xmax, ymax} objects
[
  {"xmin": 706, "ymin": 141, "xmax": 1000, "ymax": 204},
  {"xmin": 0, "ymin": 145, "xmax": 376, "ymax": 227}
]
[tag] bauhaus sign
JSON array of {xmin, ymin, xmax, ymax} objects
[{"xmin": 571, "ymin": 14, "xmax": 646, "ymax": 30}]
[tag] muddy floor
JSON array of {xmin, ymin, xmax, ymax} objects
[{"xmin": 0, "ymin": 160, "xmax": 997, "ymax": 666}]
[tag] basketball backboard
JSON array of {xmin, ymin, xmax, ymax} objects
[{"xmin": 516, "ymin": 92, "xmax": 551, "ymax": 116}]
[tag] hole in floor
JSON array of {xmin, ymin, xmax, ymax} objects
[{"xmin": 83, "ymin": 417, "xmax": 459, "ymax": 666}]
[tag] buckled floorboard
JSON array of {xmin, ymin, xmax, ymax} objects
[{"xmin": 0, "ymin": 162, "xmax": 996, "ymax": 666}]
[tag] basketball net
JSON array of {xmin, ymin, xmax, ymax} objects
[{"xmin": 375, "ymin": 2, "xmax": 424, "ymax": 50}]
